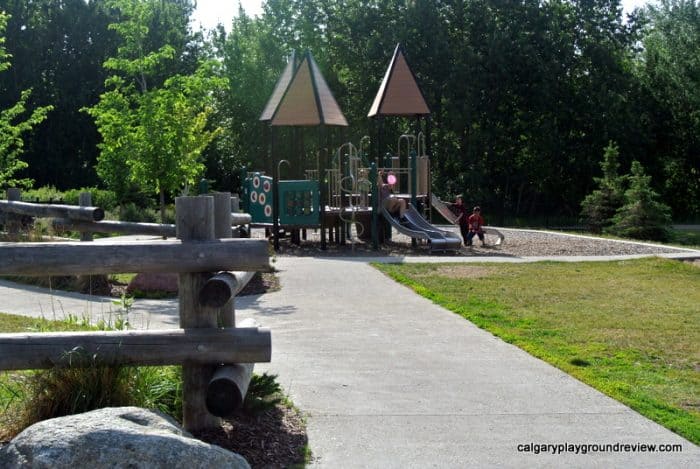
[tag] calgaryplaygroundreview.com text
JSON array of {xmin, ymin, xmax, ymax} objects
[{"xmin": 517, "ymin": 441, "xmax": 684, "ymax": 455}]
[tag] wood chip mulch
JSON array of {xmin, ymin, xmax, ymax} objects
[{"xmin": 192, "ymin": 404, "xmax": 308, "ymax": 468}]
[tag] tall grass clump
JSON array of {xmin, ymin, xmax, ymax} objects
[
  {"xmin": 0, "ymin": 349, "xmax": 134, "ymax": 439},
  {"xmin": 0, "ymin": 350, "xmax": 183, "ymax": 440},
  {"xmin": 243, "ymin": 373, "xmax": 283, "ymax": 414}
]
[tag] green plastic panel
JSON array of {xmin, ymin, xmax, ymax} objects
[
  {"xmin": 279, "ymin": 180, "xmax": 320, "ymax": 226},
  {"xmin": 243, "ymin": 172, "xmax": 273, "ymax": 223}
]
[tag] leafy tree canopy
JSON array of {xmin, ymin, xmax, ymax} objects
[
  {"xmin": 84, "ymin": 0, "xmax": 225, "ymax": 222},
  {"xmin": 0, "ymin": 11, "xmax": 52, "ymax": 191}
]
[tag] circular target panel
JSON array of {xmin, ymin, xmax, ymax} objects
[
  {"xmin": 259, "ymin": 192, "xmax": 266, "ymax": 205},
  {"xmin": 250, "ymin": 191, "xmax": 258, "ymax": 203},
  {"xmin": 263, "ymin": 180, "xmax": 271, "ymax": 192},
  {"xmin": 252, "ymin": 176, "xmax": 260, "ymax": 189},
  {"xmin": 264, "ymin": 205, "xmax": 272, "ymax": 217}
]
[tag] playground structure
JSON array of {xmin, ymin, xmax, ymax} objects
[{"xmin": 243, "ymin": 44, "xmax": 495, "ymax": 252}]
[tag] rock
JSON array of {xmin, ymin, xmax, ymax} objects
[
  {"xmin": 127, "ymin": 272, "xmax": 178, "ymax": 295},
  {"xmin": 0, "ymin": 407, "xmax": 250, "ymax": 469}
]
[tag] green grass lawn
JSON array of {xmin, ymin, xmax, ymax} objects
[{"xmin": 375, "ymin": 257, "xmax": 700, "ymax": 444}]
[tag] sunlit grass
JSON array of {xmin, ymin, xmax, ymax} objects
[{"xmin": 375, "ymin": 257, "xmax": 700, "ymax": 444}]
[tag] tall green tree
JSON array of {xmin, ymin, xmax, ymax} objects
[
  {"xmin": 580, "ymin": 141, "xmax": 626, "ymax": 232},
  {"xmin": 85, "ymin": 0, "xmax": 224, "ymax": 223},
  {"xmin": 206, "ymin": 6, "xmax": 287, "ymax": 187},
  {"xmin": 636, "ymin": 0, "xmax": 700, "ymax": 219},
  {"xmin": 0, "ymin": 0, "xmax": 118, "ymax": 188},
  {"xmin": 0, "ymin": 11, "xmax": 52, "ymax": 191}
]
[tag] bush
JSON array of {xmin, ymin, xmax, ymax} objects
[
  {"xmin": 63, "ymin": 187, "xmax": 119, "ymax": 212},
  {"xmin": 21, "ymin": 185, "xmax": 65, "ymax": 203},
  {"xmin": 607, "ymin": 161, "xmax": 672, "ymax": 241},
  {"xmin": 580, "ymin": 142, "xmax": 625, "ymax": 233},
  {"xmin": 16, "ymin": 186, "xmax": 119, "ymax": 212},
  {"xmin": 119, "ymin": 202, "xmax": 158, "ymax": 222}
]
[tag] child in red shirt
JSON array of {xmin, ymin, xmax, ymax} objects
[
  {"xmin": 466, "ymin": 206, "xmax": 486, "ymax": 247},
  {"xmin": 451, "ymin": 196, "xmax": 470, "ymax": 246}
]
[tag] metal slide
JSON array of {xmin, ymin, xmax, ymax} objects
[
  {"xmin": 381, "ymin": 201, "xmax": 463, "ymax": 252},
  {"xmin": 430, "ymin": 194, "xmax": 505, "ymax": 246}
]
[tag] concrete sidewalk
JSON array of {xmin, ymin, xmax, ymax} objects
[
  {"xmin": 0, "ymin": 254, "xmax": 698, "ymax": 467},
  {"xmin": 242, "ymin": 256, "xmax": 698, "ymax": 468}
]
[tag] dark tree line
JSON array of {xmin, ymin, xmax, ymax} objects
[{"xmin": 1, "ymin": 0, "xmax": 698, "ymax": 220}]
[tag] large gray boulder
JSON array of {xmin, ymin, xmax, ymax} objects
[{"xmin": 0, "ymin": 407, "xmax": 249, "ymax": 469}]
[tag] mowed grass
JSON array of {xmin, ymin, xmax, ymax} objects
[{"xmin": 375, "ymin": 257, "xmax": 700, "ymax": 444}]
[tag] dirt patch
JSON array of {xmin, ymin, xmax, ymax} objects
[
  {"xmin": 238, "ymin": 272, "xmax": 281, "ymax": 296},
  {"xmin": 127, "ymin": 273, "xmax": 178, "ymax": 295},
  {"xmin": 434, "ymin": 265, "xmax": 495, "ymax": 278}
]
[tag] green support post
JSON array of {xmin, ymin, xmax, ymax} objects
[
  {"xmin": 384, "ymin": 152, "xmax": 392, "ymax": 169},
  {"xmin": 370, "ymin": 162, "xmax": 378, "ymax": 250},
  {"xmin": 198, "ymin": 178, "xmax": 209, "ymax": 195},
  {"xmin": 410, "ymin": 149, "xmax": 417, "ymax": 209},
  {"xmin": 410, "ymin": 149, "xmax": 418, "ymax": 248}
]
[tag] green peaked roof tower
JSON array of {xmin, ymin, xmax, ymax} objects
[
  {"xmin": 270, "ymin": 50, "xmax": 348, "ymax": 126},
  {"xmin": 368, "ymin": 44, "xmax": 430, "ymax": 117}
]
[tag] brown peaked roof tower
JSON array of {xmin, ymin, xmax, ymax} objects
[
  {"xmin": 260, "ymin": 51, "xmax": 297, "ymax": 122},
  {"xmin": 269, "ymin": 50, "xmax": 348, "ymax": 127},
  {"xmin": 368, "ymin": 44, "xmax": 430, "ymax": 117}
]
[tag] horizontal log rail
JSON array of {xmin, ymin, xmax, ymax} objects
[
  {"xmin": 0, "ymin": 239, "xmax": 271, "ymax": 276},
  {"xmin": 207, "ymin": 362, "xmax": 254, "ymax": 417},
  {"xmin": 0, "ymin": 199, "xmax": 104, "ymax": 221},
  {"xmin": 52, "ymin": 218, "xmax": 177, "ymax": 237},
  {"xmin": 0, "ymin": 327, "xmax": 271, "ymax": 370},
  {"xmin": 199, "ymin": 271, "xmax": 257, "ymax": 308},
  {"xmin": 206, "ymin": 318, "xmax": 260, "ymax": 417},
  {"xmin": 52, "ymin": 214, "xmax": 251, "ymax": 237},
  {"xmin": 231, "ymin": 212, "xmax": 252, "ymax": 226}
]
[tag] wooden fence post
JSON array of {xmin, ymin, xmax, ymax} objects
[
  {"xmin": 213, "ymin": 192, "xmax": 235, "ymax": 328},
  {"xmin": 213, "ymin": 192, "xmax": 232, "ymax": 241},
  {"xmin": 79, "ymin": 192, "xmax": 93, "ymax": 242},
  {"xmin": 6, "ymin": 188, "xmax": 21, "ymax": 238},
  {"xmin": 176, "ymin": 195, "xmax": 219, "ymax": 431},
  {"xmin": 205, "ymin": 192, "xmax": 257, "ymax": 417}
]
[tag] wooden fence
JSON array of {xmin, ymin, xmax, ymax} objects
[
  {"xmin": 0, "ymin": 189, "xmax": 251, "ymax": 240},
  {"xmin": 0, "ymin": 194, "xmax": 270, "ymax": 432}
]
